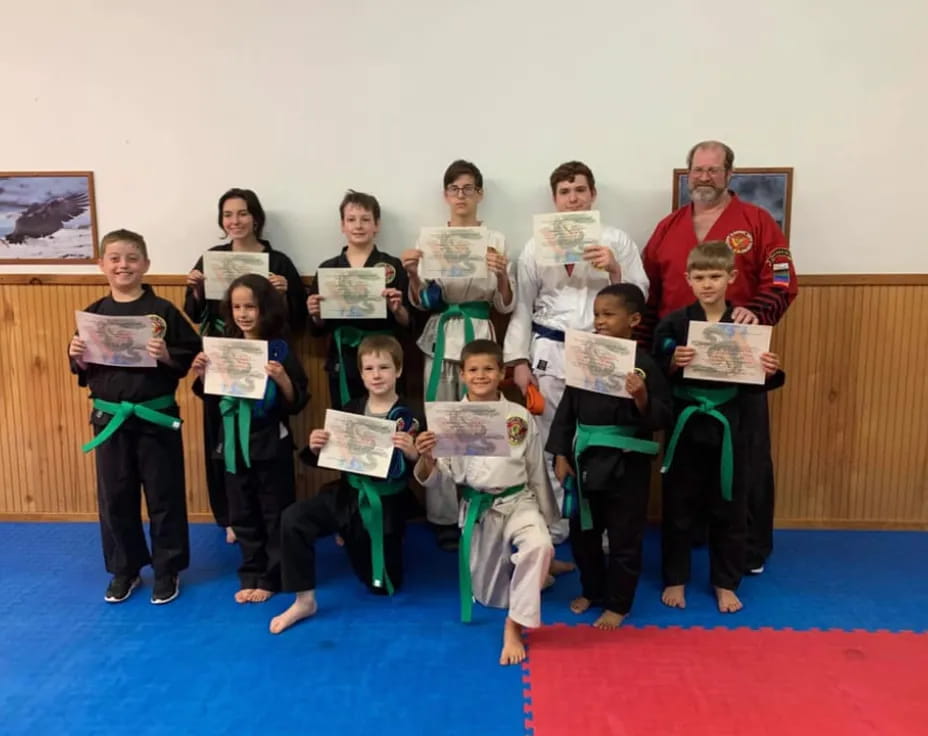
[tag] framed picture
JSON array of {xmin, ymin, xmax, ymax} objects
[
  {"xmin": 672, "ymin": 167, "xmax": 793, "ymax": 239},
  {"xmin": 0, "ymin": 171, "xmax": 99, "ymax": 264}
]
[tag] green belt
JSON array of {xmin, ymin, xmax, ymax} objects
[
  {"xmin": 219, "ymin": 396, "xmax": 254, "ymax": 473},
  {"xmin": 426, "ymin": 301, "xmax": 491, "ymax": 402},
  {"xmin": 661, "ymin": 385, "xmax": 739, "ymax": 501},
  {"xmin": 571, "ymin": 423, "xmax": 660, "ymax": 530},
  {"xmin": 346, "ymin": 474, "xmax": 407, "ymax": 595},
  {"xmin": 333, "ymin": 326, "xmax": 390, "ymax": 407},
  {"xmin": 82, "ymin": 395, "xmax": 180, "ymax": 453},
  {"xmin": 459, "ymin": 483, "xmax": 524, "ymax": 622}
]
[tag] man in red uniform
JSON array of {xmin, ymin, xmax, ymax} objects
[{"xmin": 641, "ymin": 140, "xmax": 798, "ymax": 574}]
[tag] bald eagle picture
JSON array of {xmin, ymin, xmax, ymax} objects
[
  {"xmin": 0, "ymin": 173, "xmax": 97, "ymax": 262},
  {"xmin": 3, "ymin": 191, "xmax": 90, "ymax": 244}
]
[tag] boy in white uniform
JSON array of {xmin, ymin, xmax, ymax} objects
[
  {"xmin": 415, "ymin": 339, "xmax": 557, "ymax": 666},
  {"xmin": 402, "ymin": 160, "xmax": 514, "ymax": 550},
  {"xmin": 503, "ymin": 161, "xmax": 649, "ymax": 543}
]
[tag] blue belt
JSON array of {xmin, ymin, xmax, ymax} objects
[{"xmin": 531, "ymin": 322, "xmax": 565, "ymax": 342}]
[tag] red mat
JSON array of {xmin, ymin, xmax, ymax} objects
[{"xmin": 523, "ymin": 625, "xmax": 927, "ymax": 736}]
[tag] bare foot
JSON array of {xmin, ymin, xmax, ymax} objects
[
  {"xmin": 269, "ymin": 593, "xmax": 318, "ymax": 634},
  {"xmin": 235, "ymin": 588, "xmax": 255, "ymax": 604},
  {"xmin": 549, "ymin": 559, "xmax": 576, "ymax": 576},
  {"xmin": 499, "ymin": 617, "xmax": 526, "ymax": 666},
  {"xmin": 715, "ymin": 587, "xmax": 743, "ymax": 613},
  {"xmin": 248, "ymin": 588, "xmax": 274, "ymax": 603},
  {"xmin": 225, "ymin": 526, "xmax": 237, "ymax": 544},
  {"xmin": 661, "ymin": 585, "xmax": 686, "ymax": 609},
  {"xmin": 541, "ymin": 575, "xmax": 555, "ymax": 591},
  {"xmin": 569, "ymin": 596, "xmax": 592, "ymax": 614},
  {"xmin": 593, "ymin": 610, "xmax": 626, "ymax": 630},
  {"xmin": 334, "ymin": 534, "xmax": 345, "ymax": 547}
]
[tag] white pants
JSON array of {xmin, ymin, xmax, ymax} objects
[
  {"xmin": 423, "ymin": 355, "xmax": 462, "ymax": 525},
  {"xmin": 535, "ymin": 374, "xmax": 569, "ymax": 544},
  {"xmin": 469, "ymin": 491, "xmax": 554, "ymax": 628}
]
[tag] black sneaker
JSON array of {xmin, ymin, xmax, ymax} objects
[
  {"xmin": 104, "ymin": 574, "xmax": 141, "ymax": 603},
  {"xmin": 151, "ymin": 575, "xmax": 180, "ymax": 605}
]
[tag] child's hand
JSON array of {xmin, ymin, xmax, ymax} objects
[
  {"xmin": 308, "ymin": 429, "xmax": 330, "ymax": 452},
  {"xmin": 625, "ymin": 370, "xmax": 647, "ymax": 400},
  {"xmin": 401, "ymin": 249, "xmax": 421, "ymax": 279},
  {"xmin": 393, "ymin": 431, "xmax": 418, "ymax": 461},
  {"xmin": 307, "ymin": 293, "xmax": 324, "ymax": 318},
  {"xmin": 192, "ymin": 351, "xmax": 209, "ymax": 378},
  {"xmin": 265, "ymin": 360, "xmax": 288, "ymax": 384},
  {"xmin": 186, "ymin": 269, "xmax": 205, "ymax": 295},
  {"xmin": 415, "ymin": 430, "xmax": 437, "ymax": 459},
  {"xmin": 554, "ymin": 454, "xmax": 575, "ymax": 484},
  {"xmin": 760, "ymin": 351, "xmax": 780, "ymax": 375},
  {"xmin": 383, "ymin": 288, "xmax": 404, "ymax": 314},
  {"xmin": 268, "ymin": 273, "xmax": 288, "ymax": 293},
  {"xmin": 672, "ymin": 346, "xmax": 696, "ymax": 368},
  {"xmin": 69, "ymin": 335, "xmax": 87, "ymax": 360},
  {"xmin": 486, "ymin": 247, "xmax": 509, "ymax": 277},
  {"xmin": 147, "ymin": 338, "xmax": 170, "ymax": 363}
]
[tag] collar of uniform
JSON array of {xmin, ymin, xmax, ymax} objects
[
  {"xmin": 686, "ymin": 300, "xmax": 734, "ymax": 323},
  {"xmin": 336, "ymin": 244, "xmax": 382, "ymax": 267}
]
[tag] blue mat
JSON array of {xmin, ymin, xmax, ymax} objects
[{"xmin": 1, "ymin": 522, "xmax": 926, "ymax": 735}]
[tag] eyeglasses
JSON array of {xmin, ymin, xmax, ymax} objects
[
  {"xmin": 690, "ymin": 166, "xmax": 726, "ymax": 177},
  {"xmin": 445, "ymin": 185, "xmax": 479, "ymax": 198}
]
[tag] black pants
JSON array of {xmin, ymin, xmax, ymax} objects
[
  {"xmin": 742, "ymin": 392, "xmax": 775, "ymax": 569},
  {"xmin": 202, "ymin": 394, "xmax": 229, "ymax": 527},
  {"xmin": 94, "ymin": 423, "xmax": 190, "ymax": 577},
  {"xmin": 662, "ymin": 436, "xmax": 746, "ymax": 591},
  {"xmin": 279, "ymin": 484, "xmax": 405, "ymax": 594},
  {"xmin": 226, "ymin": 443, "xmax": 295, "ymax": 591},
  {"xmin": 569, "ymin": 463, "xmax": 651, "ymax": 615}
]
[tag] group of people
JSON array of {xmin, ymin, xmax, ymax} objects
[{"xmin": 67, "ymin": 140, "xmax": 798, "ymax": 665}]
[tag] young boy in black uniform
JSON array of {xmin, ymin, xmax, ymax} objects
[
  {"xmin": 269, "ymin": 335, "xmax": 422, "ymax": 634},
  {"xmin": 69, "ymin": 229, "xmax": 200, "ymax": 604},
  {"xmin": 546, "ymin": 284, "xmax": 672, "ymax": 629},
  {"xmin": 654, "ymin": 241, "xmax": 784, "ymax": 614},
  {"xmin": 306, "ymin": 190, "xmax": 411, "ymax": 410}
]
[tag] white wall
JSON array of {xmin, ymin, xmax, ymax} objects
[{"xmin": 2, "ymin": 0, "xmax": 926, "ymax": 275}]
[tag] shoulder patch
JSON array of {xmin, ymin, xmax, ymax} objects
[
  {"xmin": 148, "ymin": 314, "xmax": 167, "ymax": 339},
  {"xmin": 507, "ymin": 415, "xmax": 528, "ymax": 446},
  {"xmin": 725, "ymin": 230, "xmax": 754, "ymax": 255},
  {"xmin": 378, "ymin": 261, "xmax": 397, "ymax": 285},
  {"xmin": 766, "ymin": 247, "xmax": 793, "ymax": 266}
]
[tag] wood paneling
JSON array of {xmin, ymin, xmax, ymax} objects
[{"xmin": 1, "ymin": 275, "xmax": 926, "ymax": 528}]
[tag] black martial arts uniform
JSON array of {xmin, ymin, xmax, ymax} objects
[
  {"xmin": 653, "ymin": 302, "xmax": 784, "ymax": 593},
  {"xmin": 546, "ymin": 347, "xmax": 672, "ymax": 615},
  {"xmin": 71, "ymin": 284, "xmax": 200, "ymax": 578},
  {"xmin": 183, "ymin": 241, "xmax": 307, "ymax": 529},
  {"xmin": 280, "ymin": 396, "xmax": 423, "ymax": 595},
  {"xmin": 194, "ymin": 338, "xmax": 308, "ymax": 592},
  {"xmin": 306, "ymin": 246, "xmax": 409, "ymax": 410}
]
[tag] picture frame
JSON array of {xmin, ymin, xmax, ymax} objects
[
  {"xmin": 0, "ymin": 171, "xmax": 99, "ymax": 264},
  {"xmin": 672, "ymin": 167, "xmax": 793, "ymax": 239}
]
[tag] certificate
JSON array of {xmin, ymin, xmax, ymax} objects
[
  {"xmin": 684, "ymin": 321, "xmax": 773, "ymax": 385},
  {"xmin": 202, "ymin": 251, "xmax": 270, "ymax": 300},
  {"xmin": 425, "ymin": 401, "xmax": 510, "ymax": 457},
  {"xmin": 417, "ymin": 226, "xmax": 488, "ymax": 280},
  {"xmin": 317, "ymin": 409, "xmax": 397, "ymax": 479},
  {"xmin": 75, "ymin": 311, "xmax": 156, "ymax": 368},
  {"xmin": 564, "ymin": 329, "xmax": 637, "ymax": 398},
  {"xmin": 202, "ymin": 336, "xmax": 269, "ymax": 399},
  {"xmin": 317, "ymin": 267, "xmax": 387, "ymax": 320},
  {"xmin": 533, "ymin": 210, "xmax": 602, "ymax": 266}
]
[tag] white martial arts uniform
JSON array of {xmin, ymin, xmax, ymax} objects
[
  {"xmin": 416, "ymin": 398, "xmax": 558, "ymax": 628},
  {"xmin": 412, "ymin": 229, "xmax": 515, "ymax": 525},
  {"xmin": 502, "ymin": 225, "xmax": 647, "ymax": 543}
]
